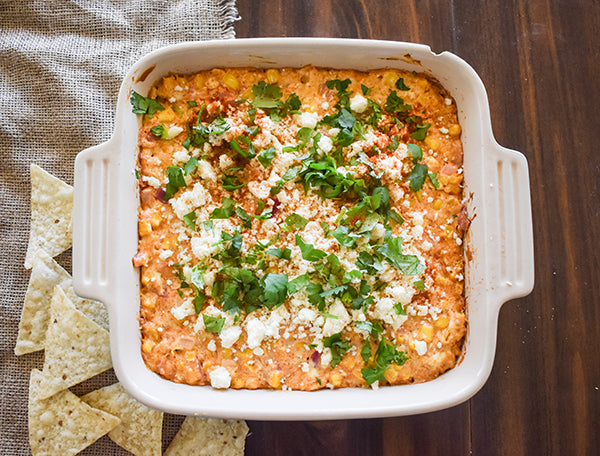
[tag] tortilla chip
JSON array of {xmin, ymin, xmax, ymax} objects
[
  {"xmin": 81, "ymin": 383, "xmax": 163, "ymax": 456},
  {"xmin": 15, "ymin": 249, "xmax": 72, "ymax": 355},
  {"xmin": 37, "ymin": 287, "xmax": 112, "ymax": 400},
  {"xmin": 164, "ymin": 417, "xmax": 249, "ymax": 456},
  {"xmin": 63, "ymin": 285, "xmax": 109, "ymax": 331},
  {"xmin": 29, "ymin": 369, "xmax": 120, "ymax": 456},
  {"xmin": 25, "ymin": 164, "xmax": 73, "ymax": 269}
]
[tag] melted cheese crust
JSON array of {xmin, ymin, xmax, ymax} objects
[{"xmin": 135, "ymin": 66, "xmax": 467, "ymax": 390}]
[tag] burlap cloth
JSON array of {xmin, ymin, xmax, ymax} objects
[{"xmin": 0, "ymin": 1, "xmax": 239, "ymax": 453}]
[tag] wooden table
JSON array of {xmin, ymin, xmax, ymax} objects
[{"xmin": 235, "ymin": 1, "xmax": 600, "ymax": 454}]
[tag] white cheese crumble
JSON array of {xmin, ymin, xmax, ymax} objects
[
  {"xmin": 317, "ymin": 135, "xmax": 333, "ymax": 153},
  {"xmin": 142, "ymin": 175, "xmax": 161, "ymax": 188},
  {"xmin": 349, "ymin": 93, "xmax": 368, "ymax": 113},
  {"xmin": 300, "ymin": 111, "xmax": 319, "ymax": 129},
  {"xmin": 414, "ymin": 340, "xmax": 428, "ymax": 356},
  {"xmin": 171, "ymin": 298, "xmax": 195, "ymax": 320},
  {"xmin": 210, "ymin": 366, "xmax": 231, "ymax": 389},
  {"xmin": 322, "ymin": 300, "xmax": 351, "ymax": 338},
  {"xmin": 220, "ymin": 326, "xmax": 242, "ymax": 348}
]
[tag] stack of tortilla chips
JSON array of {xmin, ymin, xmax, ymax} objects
[{"xmin": 17, "ymin": 165, "xmax": 248, "ymax": 455}]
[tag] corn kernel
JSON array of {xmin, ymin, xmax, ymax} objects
[
  {"xmin": 415, "ymin": 190, "xmax": 423, "ymax": 202},
  {"xmin": 434, "ymin": 316, "xmax": 449, "ymax": 329},
  {"xmin": 222, "ymin": 348, "xmax": 233, "ymax": 359},
  {"xmin": 433, "ymin": 199, "xmax": 443, "ymax": 210},
  {"xmin": 193, "ymin": 73, "xmax": 205, "ymax": 89},
  {"xmin": 330, "ymin": 373, "xmax": 342, "ymax": 387},
  {"xmin": 141, "ymin": 295, "xmax": 156, "ymax": 310},
  {"xmin": 418, "ymin": 325, "xmax": 434, "ymax": 343},
  {"xmin": 223, "ymin": 73, "xmax": 240, "ymax": 91},
  {"xmin": 156, "ymin": 107, "xmax": 175, "ymax": 122},
  {"xmin": 435, "ymin": 276, "xmax": 451, "ymax": 286},
  {"xmin": 266, "ymin": 69, "xmax": 280, "ymax": 84},
  {"xmin": 383, "ymin": 71, "xmax": 399, "ymax": 87},
  {"xmin": 142, "ymin": 340, "xmax": 155, "ymax": 353},
  {"xmin": 448, "ymin": 124, "xmax": 461, "ymax": 137},
  {"xmin": 139, "ymin": 220, "xmax": 152, "ymax": 236},
  {"xmin": 270, "ymin": 372, "xmax": 281, "ymax": 389},
  {"xmin": 184, "ymin": 351, "xmax": 196, "ymax": 362},
  {"xmin": 232, "ymin": 377, "xmax": 245, "ymax": 388},
  {"xmin": 157, "ymin": 76, "xmax": 176, "ymax": 98},
  {"xmin": 141, "ymin": 269, "xmax": 152, "ymax": 285},
  {"xmin": 424, "ymin": 136, "xmax": 440, "ymax": 150},
  {"xmin": 242, "ymin": 87, "xmax": 253, "ymax": 100},
  {"xmin": 150, "ymin": 212, "xmax": 162, "ymax": 228},
  {"xmin": 408, "ymin": 341, "xmax": 415, "ymax": 350}
]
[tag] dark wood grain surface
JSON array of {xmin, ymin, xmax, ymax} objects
[{"xmin": 235, "ymin": 1, "xmax": 600, "ymax": 454}]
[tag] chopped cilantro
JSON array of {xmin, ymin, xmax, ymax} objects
[
  {"xmin": 163, "ymin": 166, "xmax": 186, "ymax": 200},
  {"xmin": 260, "ymin": 273, "xmax": 288, "ymax": 309},
  {"xmin": 130, "ymin": 90, "xmax": 165, "ymax": 118},
  {"xmin": 230, "ymin": 135, "xmax": 256, "ymax": 159},
  {"xmin": 407, "ymin": 163, "xmax": 429, "ymax": 192},
  {"xmin": 186, "ymin": 100, "xmax": 198, "ymax": 107},
  {"xmin": 258, "ymin": 147, "xmax": 277, "ymax": 168},
  {"xmin": 150, "ymin": 124, "xmax": 169, "ymax": 139},
  {"xmin": 282, "ymin": 214, "xmax": 309, "ymax": 231},
  {"xmin": 407, "ymin": 143, "xmax": 423, "ymax": 163},
  {"xmin": 411, "ymin": 123, "xmax": 431, "ymax": 141},
  {"xmin": 287, "ymin": 273, "xmax": 310, "ymax": 294},
  {"xmin": 385, "ymin": 91, "xmax": 411, "ymax": 115},
  {"xmin": 183, "ymin": 211, "xmax": 197, "ymax": 231},
  {"xmin": 202, "ymin": 314, "xmax": 225, "ymax": 334},
  {"xmin": 296, "ymin": 234, "xmax": 327, "ymax": 262},
  {"xmin": 251, "ymin": 81, "xmax": 283, "ymax": 109},
  {"xmin": 361, "ymin": 339, "xmax": 408, "ymax": 385},
  {"xmin": 395, "ymin": 78, "xmax": 410, "ymax": 91},
  {"xmin": 323, "ymin": 332, "xmax": 351, "ymax": 367},
  {"xmin": 210, "ymin": 197, "xmax": 236, "ymax": 219},
  {"xmin": 361, "ymin": 84, "xmax": 372, "ymax": 95},
  {"xmin": 194, "ymin": 292, "xmax": 205, "ymax": 313},
  {"xmin": 265, "ymin": 247, "xmax": 292, "ymax": 260},
  {"xmin": 183, "ymin": 156, "xmax": 198, "ymax": 175},
  {"xmin": 377, "ymin": 236, "xmax": 425, "ymax": 275},
  {"xmin": 221, "ymin": 166, "xmax": 245, "ymax": 191},
  {"xmin": 413, "ymin": 279, "xmax": 426, "ymax": 291},
  {"xmin": 235, "ymin": 206, "xmax": 253, "ymax": 229},
  {"xmin": 428, "ymin": 172, "xmax": 440, "ymax": 189}
]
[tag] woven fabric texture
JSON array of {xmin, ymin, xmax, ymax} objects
[{"xmin": 0, "ymin": 0, "xmax": 238, "ymax": 453}]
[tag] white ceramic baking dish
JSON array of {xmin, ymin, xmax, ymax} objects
[{"xmin": 73, "ymin": 38, "xmax": 534, "ymax": 420}]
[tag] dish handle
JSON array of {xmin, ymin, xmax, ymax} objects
[
  {"xmin": 72, "ymin": 140, "xmax": 114, "ymax": 303},
  {"xmin": 484, "ymin": 142, "xmax": 535, "ymax": 305}
]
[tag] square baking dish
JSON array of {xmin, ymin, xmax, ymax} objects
[{"xmin": 73, "ymin": 38, "xmax": 534, "ymax": 419}]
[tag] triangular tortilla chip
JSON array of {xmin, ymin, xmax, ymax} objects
[
  {"xmin": 63, "ymin": 285, "xmax": 109, "ymax": 331},
  {"xmin": 81, "ymin": 383, "xmax": 163, "ymax": 456},
  {"xmin": 164, "ymin": 417, "xmax": 249, "ymax": 456},
  {"xmin": 29, "ymin": 369, "xmax": 120, "ymax": 456},
  {"xmin": 25, "ymin": 164, "xmax": 73, "ymax": 269},
  {"xmin": 15, "ymin": 249, "xmax": 72, "ymax": 355},
  {"xmin": 37, "ymin": 287, "xmax": 112, "ymax": 399}
]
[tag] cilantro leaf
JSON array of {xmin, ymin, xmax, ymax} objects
[
  {"xmin": 413, "ymin": 279, "xmax": 426, "ymax": 291},
  {"xmin": 395, "ymin": 78, "xmax": 410, "ymax": 91},
  {"xmin": 230, "ymin": 135, "xmax": 256, "ymax": 159},
  {"xmin": 287, "ymin": 273, "xmax": 310, "ymax": 294},
  {"xmin": 258, "ymin": 147, "xmax": 277, "ymax": 168},
  {"xmin": 323, "ymin": 332, "xmax": 351, "ymax": 367},
  {"xmin": 394, "ymin": 303, "xmax": 407, "ymax": 315},
  {"xmin": 130, "ymin": 90, "xmax": 165, "ymax": 118},
  {"xmin": 377, "ymin": 236, "xmax": 425, "ymax": 275},
  {"xmin": 163, "ymin": 166, "xmax": 186, "ymax": 200},
  {"xmin": 265, "ymin": 247, "xmax": 292, "ymax": 260},
  {"xmin": 251, "ymin": 81, "xmax": 283, "ymax": 109},
  {"xmin": 361, "ymin": 339, "xmax": 408, "ymax": 385},
  {"xmin": 150, "ymin": 124, "xmax": 169, "ymax": 139},
  {"xmin": 428, "ymin": 172, "xmax": 440, "ymax": 189},
  {"xmin": 411, "ymin": 123, "xmax": 431, "ymax": 141},
  {"xmin": 221, "ymin": 166, "xmax": 245, "ymax": 191},
  {"xmin": 361, "ymin": 84, "xmax": 372, "ymax": 95},
  {"xmin": 183, "ymin": 156, "xmax": 199, "ymax": 175},
  {"xmin": 385, "ymin": 91, "xmax": 412, "ymax": 115},
  {"xmin": 183, "ymin": 211, "xmax": 197, "ymax": 231},
  {"xmin": 260, "ymin": 273, "xmax": 288, "ymax": 309},
  {"xmin": 210, "ymin": 197, "xmax": 236, "ymax": 219},
  {"xmin": 296, "ymin": 235, "xmax": 327, "ymax": 262},
  {"xmin": 190, "ymin": 264, "xmax": 205, "ymax": 290},
  {"xmin": 202, "ymin": 314, "xmax": 225, "ymax": 334},
  {"xmin": 194, "ymin": 292, "xmax": 205, "ymax": 313},
  {"xmin": 235, "ymin": 206, "xmax": 253, "ymax": 229},
  {"xmin": 407, "ymin": 143, "xmax": 423, "ymax": 163},
  {"xmin": 408, "ymin": 163, "xmax": 429, "ymax": 192},
  {"xmin": 360, "ymin": 339, "xmax": 372, "ymax": 362},
  {"xmin": 282, "ymin": 214, "xmax": 309, "ymax": 231}
]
